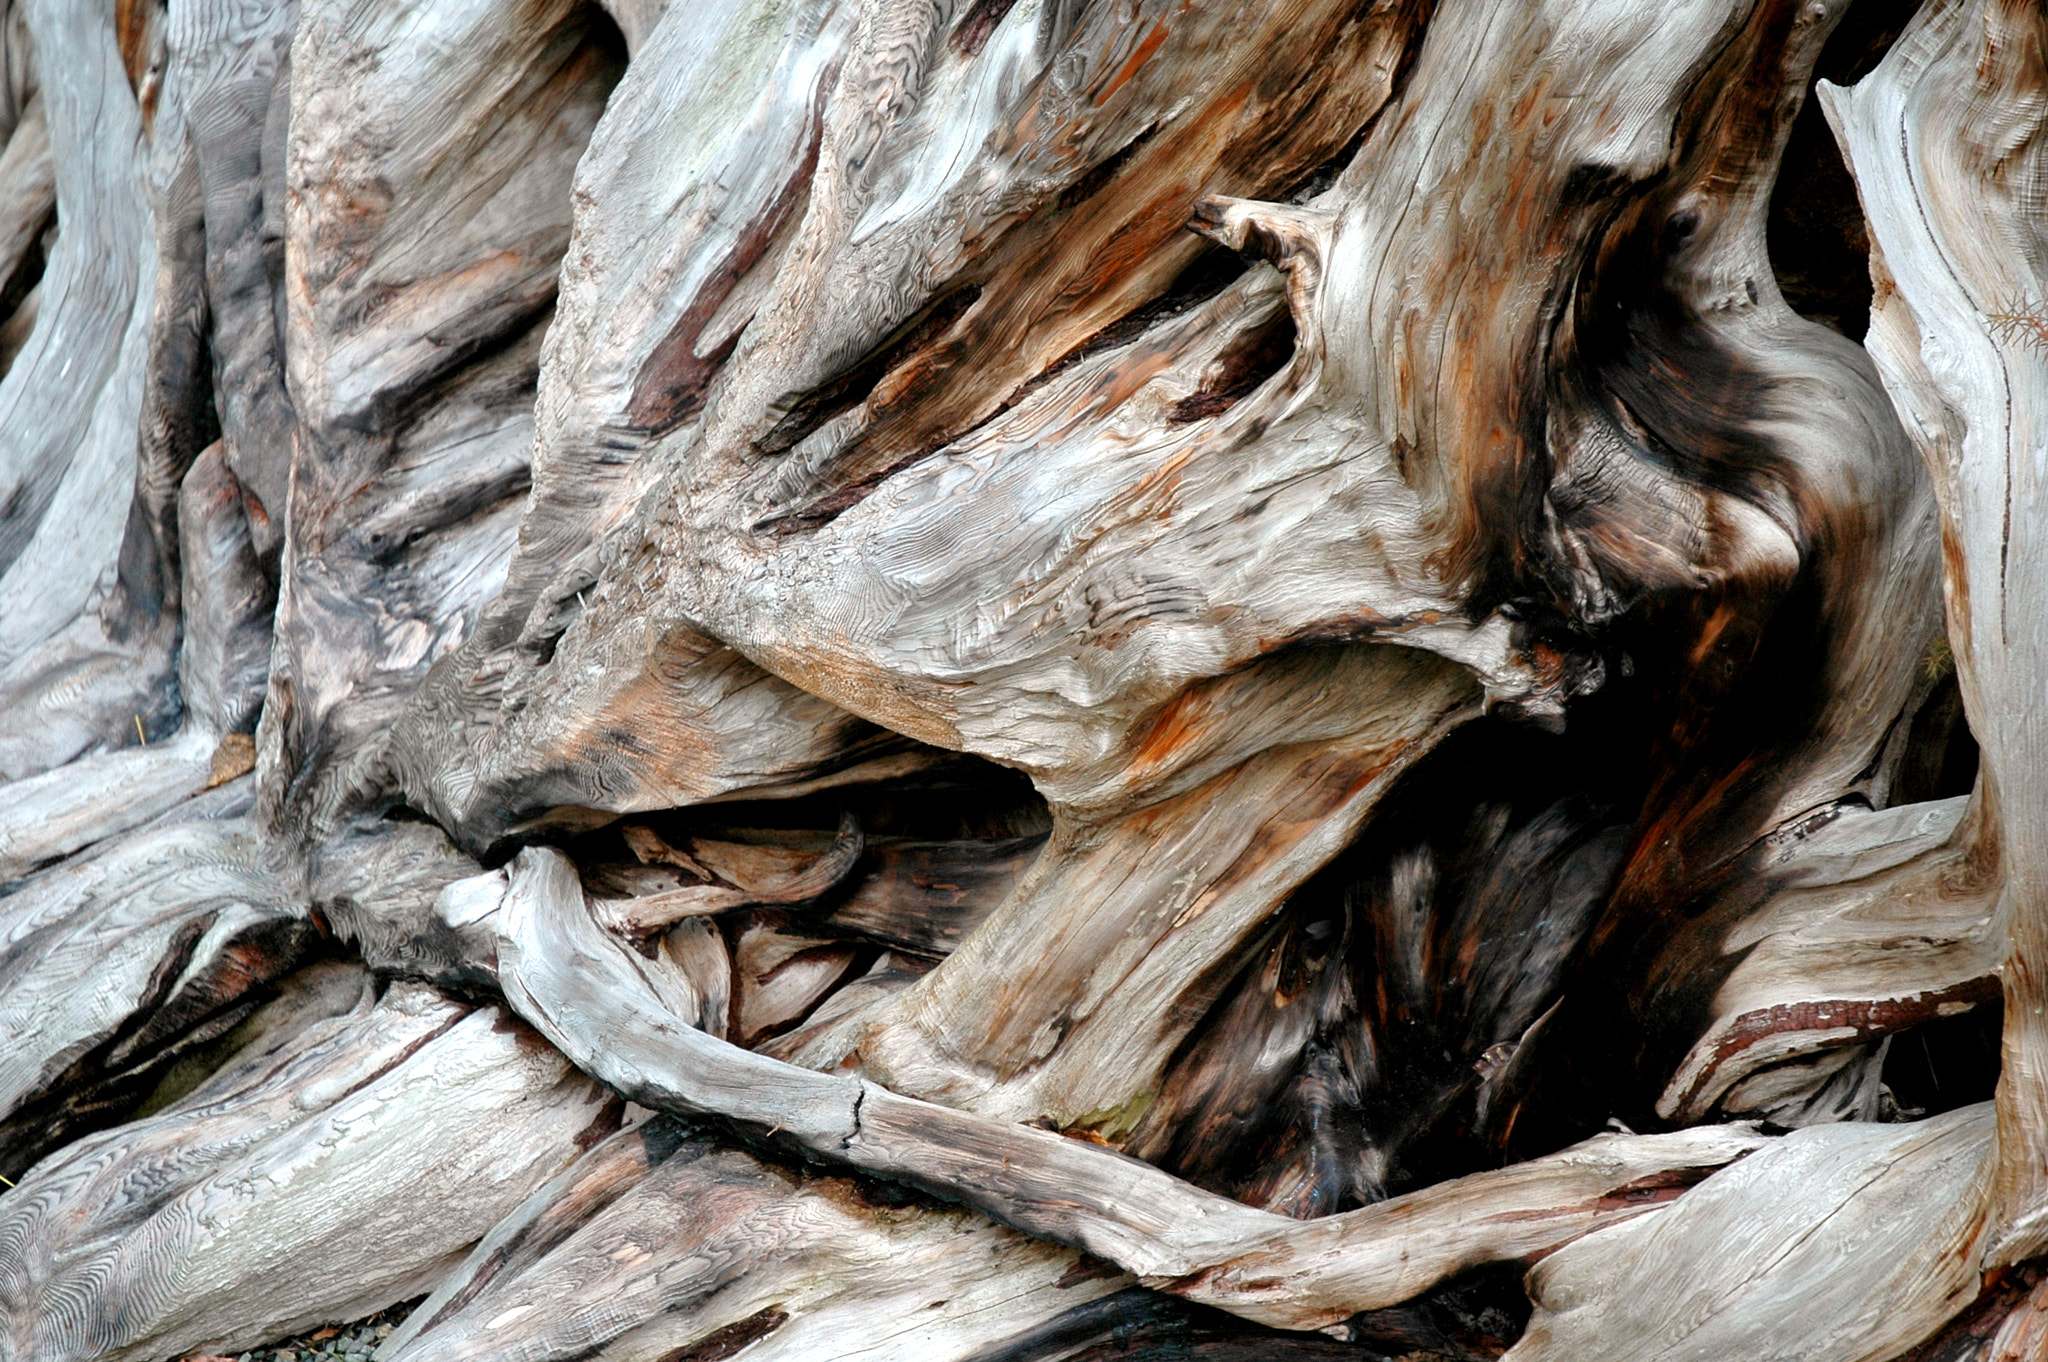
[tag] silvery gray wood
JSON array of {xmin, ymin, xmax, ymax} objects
[
  {"xmin": 259, "ymin": 0, "xmax": 626, "ymax": 841},
  {"xmin": 0, "ymin": 92, "xmax": 51, "ymax": 325},
  {"xmin": 1826, "ymin": 0, "xmax": 2048, "ymax": 1274},
  {"xmin": 0, "ymin": 0, "xmax": 2035, "ymax": 1354},
  {"xmin": 385, "ymin": 1120, "xmax": 1124, "ymax": 1362},
  {"xmin": 1509, "ymin": 1103, "xmax": 1995, "ymax": 1362},
  {"xmin": 0, "ymin": 0, "xmax": 288, "ymax": 878},
  {"xmin": 373, "ymin": 0, "xmax": 1947, "ymax": 1150},
  {"xmin": 0, "ymin": 0, "xmax": 163, "ymax": 785},
  {"xmin": 0, "ymin": 980, "xmax": 617, "ymax": 1362},
  {"xmin": 0, "ymin": 816, "xmax": 312, "ymax": 1180},
  {"xmin": 1659, "ymin": 794, "xmax": 2001, "ymax": 1125},
  {"xmin": 476, "ymin": 845, "xmax": 1767, "ymax": 1333}
]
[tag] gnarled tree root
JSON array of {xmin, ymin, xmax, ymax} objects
[{"xmin": 472, "ymin": 845, "xmax": 1768, "ymax": 1335}]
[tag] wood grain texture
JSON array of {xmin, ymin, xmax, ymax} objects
[
  {"xmin": 0, "ymin": 92, "xmax": 52, "ymax": 327},
  {"xmin": 1825, "ymin": 0, "xmax": 2048, "ymax": 1270},
  {"xmin": 1508, "ymin": 1104, "xmax": 1994, "ymax": 1362},
  {"xmin": 375, "ymin": 0, "xmax": 899, "ymax": 855},
  {"xmin": 169, "ymin": 0, "xmax": 297, "ymax": 555},
  {"xmin": 382, "ymin": 1114, "xmax": 697, "ymax": 1353},
  {"xmin": 0, "ymin": 815, "xmax": 312, "ymax": 1181},
  {"xmin": 393, "ymin": 0, "xmax": 1950, "ymax": 1145},
  {"xmin": 385, "ymin": 1120, "xmax": 1123, "ymax": 1362},
  {"xmin": 261, "ymin": 0, "xmax": 626, "ymax": 839},
  {"xmin": 1520, "ymin": 0, "xmax": 1944, "ymax": 1125},
  {"xmin": 1121, "ymin": 746, "xmax": 1635, "ymax": 1214},
  {"xmin": 1659, "ymin": 794, "xmax": 2001, "ymax": 1125},
  {"xmin": 0, "ymin": 0, "xmax": 291, "ymax": 879},
  {"xmin": 0, "ymin": 0, "xmax": 167, "ymax": 785},
  {"xmin": 0, "ymin": 443, "xmax": 272, "ymax": 881},
  {"xmin": 859, "ymin": 645, "xmax": 1482, "ymax": 1125},
  {"xmin": 477, "ymin": 844, "xmax": 1767, "ymax": 1332},
  {"xmin": 0, "ymin": 0, "xmax": 2036, "ymax": 1353},
  {"xmin": 0, "ymin": 980, "xmax": 618, "ymax": 1362}
]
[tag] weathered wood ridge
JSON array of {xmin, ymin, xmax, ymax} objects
[{"xmin": 0, "ymin": 0, "xmax": 2042, "ymax": 1357}]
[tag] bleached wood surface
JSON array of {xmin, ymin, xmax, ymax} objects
[
  {"xmin": 0, "ymin": 0, "xmax": 2038, "ymax": 1354},
  {"xmin": 1510, "ymin": 1103, "xmax": 1995, "ymax": 1362},
  {"xmin": 0, "ymin": 980, "xmax": 616, "ymax": 1362},
  {"xmin": 1826, "ymin": 0, "xmax": 2048, "ymax": 1270},
  {"xmin": 384, "ymin": 1119, "xmax": 1124, "ymax": 1362},
  {"xmin": 479, "ymin": 845, "xmax": 1766, "ymax": 1332},
  {"xmin": 1660, "ymin": 795, "xmax": 2001, "ymax": 1124}
]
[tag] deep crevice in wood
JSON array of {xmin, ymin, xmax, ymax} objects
[
  {"xmin": 0, "ymin": 0, "xmax": 2040, "ymax": 1355},
  {"xmin": 1766, "ymin": 0, "xmax": 1922, "ymax": 340},
  {"xmin": 1880, "ymin": 1001, "xmax": 2004, "ymax": 1124},
  {"xmin": 1128, "ymin": 712, "xmax": 1648, "ymax": 1215}
]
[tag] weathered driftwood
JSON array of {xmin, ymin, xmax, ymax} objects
[
  {"xmin": 1509, "ymin": 1103, "xmax": 1995, "ymax": 1362},
  {"xmin": 346, "ymin": 0, "xmax": 1948, "ymax": 1161},
  {"xmin": 814, "ymin": 832, "xmax": 1045, "ymax": 956},
  {"xmin": 254, "ymin": 0, "xmax": 628, "ymax": 845},
  {"xmin": 1895, "ymin": 1264, "xmax": 2048, "ymax": 1362},
  {"xmin": 592, "ymin": 809, "xmax": 865, "ymax": 935},
  {"xmin": 1660, "ymin": 793, "xmax": 2001, "ymax": 1126},
  {"xmin": 1479, "ymin": 9, "xmax": 2048, "ymax": 1347},
  {"xmin": 383, "ymin": 1118, "xmax": 1126, "ymax": 1362},
  {"xmin": 230, "ymin": 0, "xmax": 1949, "ymax": 1170},
  {"xmin": 0, "ymin": 0, "xmax": 165, "ymax": 788},
  {"xmin": 0, "ymin": 0, "xmax": 287, "ymax": 875},
  {"xmin": 1826, "ymin": 0, "xmax": 2048, "ymax": 1270},
  {"xmin": 475, "ymin": 845, "xmax": 1768, "ymax": 1333},
  {"xmin": 0, "ymin": 979, "xmax": 616, "ymax": 1362},
  {"xmin": 0, "ymin": 441, "xmax": 273, "ymax": 881},
  {"xmin": 0, "ymin": 0, "xmax": 2042, "ymax": 1354},
  {"xmin": 380, "ymin": 1115, "xmax": 705, "ymax": 1355},
  {"xmin": 0, "ymin": 814, "xmax": 312, "ymax": 1181},
  {"xmin": 583, "ymin": 808, "xmax": 1048, "ymax": 956}
]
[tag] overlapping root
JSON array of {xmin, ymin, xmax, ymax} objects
[{"xmin": 0, "ymin": 0, "xmax": 2043, "ymax": 1356}]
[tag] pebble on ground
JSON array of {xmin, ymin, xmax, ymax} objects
[{"xmin": 176, "ymin": 1298, "xmax": 417, "ymax": 1362}]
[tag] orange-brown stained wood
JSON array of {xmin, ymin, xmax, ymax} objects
[
  {"xmin": 625, "ymin": 108, "xmax": 824, "ymax": 437},
  {"xmin": 1130, "ymin": 687, "xmax": 1205, "ymax": 770},
  {"xmin": 766, "ymin": 0, "xmax": 1432, "ymax": 528},
  {"xmin": 1093, "ymin": 20, "xmax": 1172, "ymax": 109},
  {"xmin": 114, "ymin": 0, "xmax": 158, "ymax": 96}
]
